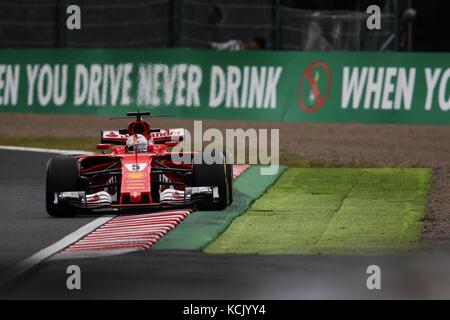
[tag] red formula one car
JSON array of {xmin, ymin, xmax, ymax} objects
[{"xmin": 45, "ymin": 112, "xmax": 233, "ymax": 217}]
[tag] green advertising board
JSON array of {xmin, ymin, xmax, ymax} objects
[{"xmin": 0, "ymin": 48, "xmax": 449, "ymax": 124}]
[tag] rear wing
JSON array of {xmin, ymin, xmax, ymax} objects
[{"xmin": 101, "ymin": 128, "xmax": 184, "ymax": 145}]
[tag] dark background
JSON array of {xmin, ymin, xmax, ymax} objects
[
  {"xmin": 291, "ymin": 0, "xmax": 449, "ymax": 52},
  {"xmin": 0, "ymin": 0, "xmax": 446, "ymax": 52}
]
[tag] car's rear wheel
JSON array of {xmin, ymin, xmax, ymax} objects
[
  {"xmin": 46, "ymin": 157, "xmax": 80, "ymax": 217},
  {"xmin": 193, "ymin": 150, "xmax": 232, "ymax": 210},
  {"xmin": 224, "ymin": 150, "xmax": 233, "ymax": 205}
]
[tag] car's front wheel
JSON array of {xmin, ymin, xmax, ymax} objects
[
  {"xmin": 46, "ymin": 157, "xmax": 80, "ymax": 217},
  {"xmin": 192, "ymin": 150, "xmax": 232, "ymax": 210}
]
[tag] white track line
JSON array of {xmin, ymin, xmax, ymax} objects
[
  {"xmin": 0, "ymin": 216, "xmax": 115, "ymax": 288},
  {"xmin": 0, "ymin": 145, "xmax": 92, "ymax": 155},
  {"xmin": 0, "ymin": 146, "xmax": 249, "ymax": 286},
  {"xmin": 0, "ymin": 146, "xmax": 107, "ymax": 288},
  {"xmin": 50, "ymin": 248, "xmax": 138, "ymax": 260}
]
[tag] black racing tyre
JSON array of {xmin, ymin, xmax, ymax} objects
[
  {"xmin": 223, "ymin": 150, "xmax": 233, "ymax": 205},
  {"xmin": 46, "ymin": 157, "xmax": 80, "ymax": 217},
  {"xmin": 193, "ymin": 150, "xmax": 232, "ymax": 210}
]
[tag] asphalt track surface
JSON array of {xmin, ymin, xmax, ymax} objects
[
  {"xmin": 0, "ymin": 149, "xmax": 97, "ymax": 272},
  {"xmin": 1, "ymin": 149, "xmax": 450, "ymax": 299}
]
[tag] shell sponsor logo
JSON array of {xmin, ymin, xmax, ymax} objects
[
  {"xmin": 126, "ymin": 182, "xmax": 145, "ymax": 189},
  {"xmin": 127, "ymin": 172, "xmax": 146, "ymax": 179},
  {"xmin": 127, "ymin": 182, "xmax": 145, "ymax": 189}
]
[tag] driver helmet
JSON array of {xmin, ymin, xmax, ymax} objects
[{"xmin": 126, "ymin": 134, "xmax": 148, "ymax": 153}]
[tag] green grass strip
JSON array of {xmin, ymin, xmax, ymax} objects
[
  {"xmin": 204, "ymin": 168, "xmax": 431, "ymax": 255},
  {"xmin": 152, "ymin": 166, "xmax": 287, "ymax": 250}
]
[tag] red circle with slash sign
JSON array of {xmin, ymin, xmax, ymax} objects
[{"xmin": 297, "ymin": 62, "xmax": 332, "ymax": 113}]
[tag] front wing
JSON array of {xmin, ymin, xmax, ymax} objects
[{"xmin": 53, "ymin": 186, "xmax": 219, "ymax": 214}]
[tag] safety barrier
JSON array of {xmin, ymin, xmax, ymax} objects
[{"xmin": 0, "ymin": 48, "xmax": 449, "ymax": 124}]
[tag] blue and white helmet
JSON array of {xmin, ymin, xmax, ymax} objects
[{"xmin": 126, "ymin": 134, "xmax": 148, "ymax": 153}]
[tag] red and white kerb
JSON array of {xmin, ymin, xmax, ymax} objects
[{"xmin": 54, "ymin": 165, "xmax": 250, "ymax": 258}]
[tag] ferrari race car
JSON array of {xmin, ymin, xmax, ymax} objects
[{"xmin": 45, "ymin": 112, "xmax": 233, "ymax": 217}]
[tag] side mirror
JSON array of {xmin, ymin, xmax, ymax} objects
[
  {"xmin": 165, "ymin": 141, "xmax": 179, "ymax": 147},
  {"xmin": 96, "ymin": 144, "xmax": 111, "ymax": 150}
]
